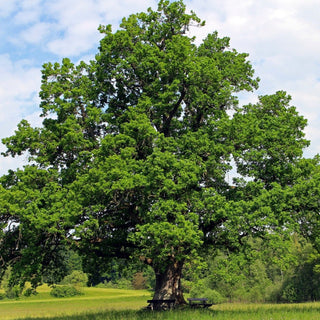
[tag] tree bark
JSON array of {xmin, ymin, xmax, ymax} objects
[{"xmin": 151, "ymin": 260, "xmax": 186, "ymax": 309}]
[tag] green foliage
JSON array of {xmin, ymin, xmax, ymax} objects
[
  {"xmin": 1, "ymin": 266, "xmax": 22, "ymax": 299},
  {"xmin": 1, "ymin": 266, "xmax": 12, "ymax": 291},
  {"xmin": 186, "ymin": 235, "xmax": 320, "ymax": 303},
  {"xmin": 5, "ymin": 285, "xmax": 22, "ymax": 299},
  {"xmin": 232, "ymin": 91, "xmax": 309, "ymax": 186},
  {"xmin": 23, "ymin": 287, "xmax": 38, "ymax": 297},
  {"xmin": 96, "ymin": 278, "xmax": 133, "ymax": 290},
  {"xmin": 277, "ymin": 240, "xmax": 320, "ymax": 302},
  {"xmin": 189, "ymin": 279, "xmax": 225, "ymax": 304},
  {"xmin": 42, "ymin": 249, "xmax": 83, "ymax": 285},
  {"xmin": 94, "ymin": 265, "xmax": 155, "ymax": 291},
  {"xmin": 60, "ymin": 270, "xmax": 88, "ymax": 287},
  {"xmin": 50, "ymin": 285, "xmax": 83, "ymax": 298}
]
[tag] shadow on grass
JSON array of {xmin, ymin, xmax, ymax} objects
[
  {"xmin": 18, "ymin": 308, "xmax": 217, "ymax": 320},
  {"xmin": 18, "ymin": 304, "xmax": 320, "ymax": 320}
]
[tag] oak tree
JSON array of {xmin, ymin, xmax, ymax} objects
[{"xmin": 0, "ymin": 0, "xmax": 315, "ymax": 306}]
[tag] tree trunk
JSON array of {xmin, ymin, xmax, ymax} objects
[{"xmin": 151, "ymin": 260, "xmax": 186, "ymax": 310}]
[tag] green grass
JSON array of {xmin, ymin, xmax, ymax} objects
[
  {"xmin": 2, "ymin": 286, "xmax": 320, "ymax": 319},
  {"xmin": 0, "ymin": 286, "xmax": 150, "ymax": 320}
]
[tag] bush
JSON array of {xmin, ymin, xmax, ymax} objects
[
  {"xmin": 50, "ymin": 285, "xmax": 83, "ymax": 298},
  {"xmin": 189, "ymin": 280, "xmax": 225, "ymax": 304},
  {"xmin": 95, "ymin": 278, "xmax": 133, "ymax": 290},
  {"xmin": 280, "ymin": 282, "xmax": 298, "ymax": 303},
  {"xmin": 23, "ymin": 288, "xmax": 38, "ymax": 297},
  {"xmin": 5, "ymin": 285, "xmax": 22, "ymax": 299},
  {"xmin": 60, "ymin": 270, "xmax": 88, "ymax": 287},
  {"xmin": 0, "ymin": 293, "xmax": 6, "ymax": 300},
  {"xmin": 114, "ymin": 278, "xmax": 133, "ymax": 289},
  {"xmin": 189, "ymin": 279, "xmax": 206, "ymax": 298},
  {"xmin": 203, "ymin": 289, "xmax": 225, "ymax": 304},
  {"xmin": 1, "ymin": 266, "xmax": 11, "ymax": 290}
]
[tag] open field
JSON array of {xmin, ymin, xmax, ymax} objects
[
  {"xmin": 2, "ymin": 286, "xmax": 320, "ymax": 319},
  {"xmin": 0, "ymin": 286, "xmax": 150, "ymax": 319}
]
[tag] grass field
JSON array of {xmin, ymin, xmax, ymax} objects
[
  {"xmin": 2, "ymin": 286, "xmax": 320, "ymax": 319},
  {"xmin": 0, "ymin": 285, "xmax": 150, "ymax": 319}
]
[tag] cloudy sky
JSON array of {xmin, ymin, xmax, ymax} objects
[{"xmin": 1, "ymin": 0, "xmax": 320, "ymax": 175}]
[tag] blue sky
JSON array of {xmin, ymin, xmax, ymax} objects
[{"xmin": 1, "ymin": 0, "xmax": 320, "ymax": 175}]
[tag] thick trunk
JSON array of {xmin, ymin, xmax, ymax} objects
[{"xmin": 151, "ymin": 260, "xmax": 185, "ymax": 309}]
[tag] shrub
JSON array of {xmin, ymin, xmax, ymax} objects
[
  {"xmin": 23, "ymin": 288, "xmax": 38, "ymax": 297},
  {"xmin": 189, "ymin": 279, "xmax": 206, "ymax": 298},
  {"xmin": 0, "ymin": 293, "xmax": 6, "ymax": 300},
  {"xmin": 203, "ymin": 289, "xmax": 225, "ymax": 304},
  {"xmin": 189, "ymin": 280, "xmax": 225, "ymax": 304},
  {"xmin": 1, "ymin": 266, "xmax": 11, "ymax": 290},
  {"xmin": 60, "ymin": 270, "xmax": 88, "ymax": 287},
  {"xmin": 114, "ymin": 278, "xmax": 133, "ymax": 289},
  {"xmin": 95, "ymin": 278, "xmax": 133, "ymax": 290},
  {"xmin": 50, "ymin": 285, "xmax": 83, "ymax": 298},
  {"xmin": 280, "ymin": 283, "xmax": 298, "ymax": 303},
  {"xmin": 5, "ymin": 285, "xmax": 22, "ymax": 299}
]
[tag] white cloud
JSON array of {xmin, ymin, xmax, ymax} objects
[
  {"xmin": 0, "ymin": 0, "xmax": 18, "ymax": 17},
  {"xmin": 13, "ymin": 8, "xmax": 40, "ymax": 25},
  {"xmin": 44, "ymin": 0, "xmax": 108, "ymax": 56},
  {"xmin": 0, "ymin": 55, "xmax": 40, "ymax": 105},
  {"xmin": 44, "ymin": 0, "xmax": 157, "ymax": 57},
  {"xmin": 47, "ymin": 20, "xmax": 101, "ymax": 57},
  {"xmin": 19, "ymin": 22, "xmax": 54, "ymax": 44}
]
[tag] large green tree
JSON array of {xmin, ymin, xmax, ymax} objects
[{"xmin": 0, "ymin": 0, "xmax": 316, "ymax": 306}]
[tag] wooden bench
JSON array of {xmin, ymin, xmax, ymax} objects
[
  {"xmin": 187, "ymin": 298, "xmax": 213, "ymax": 308},
  {"xmin": 147, "ymin": 299, "xmax": 176, "ymax": 310}
]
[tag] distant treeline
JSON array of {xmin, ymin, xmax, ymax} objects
[{"xmin": 2, "ymin": 233, "xmax": 317, "ymax": 303}]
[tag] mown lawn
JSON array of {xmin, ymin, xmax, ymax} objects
[
  {"xmin": 0, "ymin": 286, "xmax": 150, "ymax": 319},
  {"xmin": 2, "ymin": 286, "xmax": 320, "ymax": 320}
]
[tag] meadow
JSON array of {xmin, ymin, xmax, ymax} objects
[{"xmin": 1, "ymin": 286, "xmax": 320, "ymax": 320}]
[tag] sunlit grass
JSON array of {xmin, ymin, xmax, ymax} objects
[
  {"xmin": 0, "ymin": 285, "xmax": 151, "ymax": 319},
  {"xmin": 2, "ymin": 286, "xmax": 320, "ymax": 319}
]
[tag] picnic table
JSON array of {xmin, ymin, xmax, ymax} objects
[
  {"xmin": 187, "ymin": 298, "xmax": 213, "ymax": 308},
  {"xmin": 147, "ymin": 299, "xmax": 176, "ymax": 310}
]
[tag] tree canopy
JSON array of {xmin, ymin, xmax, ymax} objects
[{"xmin": 1, "ymin": 0, "xmax": 319, "ymax": 306}]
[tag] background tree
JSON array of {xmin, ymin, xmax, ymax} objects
[
  {"xmin": 188, "ymin": 234, "xmax": 320, "ymax": 303},
  {"xmin": 0, "ymin": 0, "xmax": 316, "ymax": 307}
]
